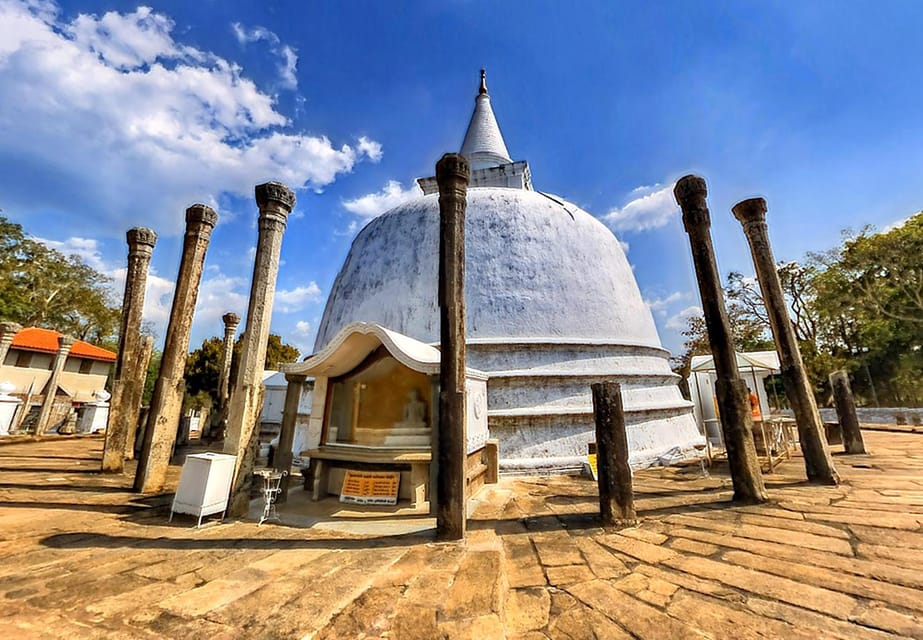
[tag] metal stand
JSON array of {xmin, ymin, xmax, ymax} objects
[{"xmin": 255, "ymin": 468, "xmax": 287, "ymax": 526}]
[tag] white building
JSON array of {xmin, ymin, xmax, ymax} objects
[
  {"xmin": 313, "ymin": 72, "xmax": 703, "ymax": 472},
  {"xmin": 0, "ymin": 327, "xmax": 115, "ymax": 434}
]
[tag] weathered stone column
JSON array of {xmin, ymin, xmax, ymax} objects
[
  {"xmin": 591, "ymin": 382, "xmax": 637, "ymax": 525},
  {"xmin": 226, "ymin": 182, "xmax": 295, "ymax": 517},
  {"xmin": 0, "ymin": 322, "xmax": 22, "ymax": 365},
  {"xmin": 829, "ymin": 370, "xmax": 865, "ymax": 454},
  {"xmin": 125, "ymin": 336, "xmax": 154, "ymax": 460},
  {"xmin": 134, "ymin": 205, "xmax": 217, "ymax": 493},
  {"xmin": 102, "ymin": 227, "xmax": 157, "ymax": 472},
  {"xmin": 436, "ymin": 153, "xmax": 470, "ymax": 540},
  {"xmin": 274, "ymin": 372, "xmax": 306, "ymax": 503},
  {"xmin": 125, "ymin": 334, "xmax": 155, "ymax": 459},
  {"xmin": 35, "ymin": 335, "xmax": 75, "ymax": 436},
  {"xmin": 674, "ymin": 176, "xmax": 768, "ymax": 503},
  {"xmin": 218, "ymin": 312, "xmax": 240, "ymax": 415},
  {"xmin": 733, "ymin": 197, "xmax": 839, "ymax": 485}
]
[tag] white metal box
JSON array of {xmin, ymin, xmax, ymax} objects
[{"xmin": 170, "ymin": 452, "xmax": 237, "ymax": 526}]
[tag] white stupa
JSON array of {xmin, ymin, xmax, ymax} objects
[{"xmin": 315, "ymin": 71, "xmax": 702, "ymax": 472}]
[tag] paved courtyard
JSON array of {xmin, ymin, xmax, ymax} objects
[{"xmin": 1, "ymin": 430, "xmax": 922, "ymax": 639}]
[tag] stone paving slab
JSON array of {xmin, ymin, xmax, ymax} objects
[{"xmin": 1, "ymin": 431, "xmax": 923, "ymax": 638}]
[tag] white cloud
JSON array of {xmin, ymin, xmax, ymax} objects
[
  {"xmin": 107, "ymin": 263, "xmax": 248, "ymax": 344},
  {"xmin": 356, "ymin": 137, "xmax": 383, "ymax": 163},
  {"xmin": 882, "ymin": 211, "xmax": 920, "ymax": 233},
  {"xmin": 231, "ymin": 22, "xmax": 272, "ymax": 45},
  {"xmin": 0, "ymin": 1, "xmax": 380, "ymax": 234},
  {"xmin": 342, "ymin": 180, "xmax": 420, "ymax": 219},
  {"xmin": 286, "ymin": 319, "xmax": 316, "ymax": 356},
  {"xmin": 193, "ymin": 273, "xmax": 249, "ymax": 337},
  {"xmin": 617, "ymin": 239, "xmax": 630, "ymax": 253},
  {"xmin": 665, "ymin": 305, "xmax": 702, "ymax": 331},
  {"xmin": 644, "ymin": 291, "xmax": 690, "ymax": 317},
  {"xmin": 274, "ymin": 282, "xmax": 322, "ymax": 313},
  {"xmin": 231, "ymin": 21, "xmax": 298, "ymax": 90},
  {"xmin": 34, "ymin": 235, "xmax": 107, "ymax": 272},
  {"xmin": 603, "ymin": 183, "xmax": 679, "ymax": 232},
  {"xmin": 107, "ymin": 265, "xmax": 175, "ymax": 339},
  {"xmin": 277, "ymin": 45, "xmax": 297, "ymax": 89}
]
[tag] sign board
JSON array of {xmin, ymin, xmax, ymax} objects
[
  {"xmin": 586, "ymin": 454, "xmax": 598, "ymax": 481},
  {"xmin": 339, "ymin": 470, "xmax": 400, "ymax": 506}
]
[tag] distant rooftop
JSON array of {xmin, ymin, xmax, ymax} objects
[{"xmin": 10, "ymin": 327, "xmax": 117, "ymax": 362}]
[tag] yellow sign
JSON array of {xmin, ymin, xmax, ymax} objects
[
  {"xmin": 587, "ymin": 454, "xmax": 598, "ymax": 481},
  {"xmin": 340, "ymin": 470, "xmax": 400, "ymax": 506}
]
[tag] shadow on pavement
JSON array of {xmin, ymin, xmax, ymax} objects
[{"xmin": 40, "ymin": 529, "xmax": 433, "ymax": 551}]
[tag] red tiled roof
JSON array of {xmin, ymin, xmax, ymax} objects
[{"xmin": 10, "ymin": 327, "xmax": 117, "ymax": 362}]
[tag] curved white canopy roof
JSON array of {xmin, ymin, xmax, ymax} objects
[
  {"xmin": 690, "ymin": 350, "xmax": 781, "ymax": 373},
  {"xmin": 285, "ymin": 322, "xmax": 487, "ymax": 380}
]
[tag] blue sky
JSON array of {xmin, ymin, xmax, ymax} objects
[{"xmin": 1, "ymin": 0, "xmax": 921, "ymax": 357}]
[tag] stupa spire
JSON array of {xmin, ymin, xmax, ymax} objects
[{"xmin": 460, "ymin": 69, "xmax": 512, "ymax": 170}]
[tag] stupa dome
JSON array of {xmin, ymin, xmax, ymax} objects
[
  {"xmin": 314, "ymin": 72, "xmax": 702, "ymax": 471},
  {"xmin": 318, "ymin": 189, "xmax": 659, "ymax": 345}
]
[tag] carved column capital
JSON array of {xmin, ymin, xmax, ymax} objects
[
  {"xmin": 222, "ymin": 312, "xmax": 241, "ymax": 332},
  {"xmin": 436, "ymin": 153, "xmax": 471, "ymax": 196},
  {"xmin": 674, "ymin": 174, "xmax": 710, "ymax": 232},
  {"xmin": 126, "ymin": 227, "xmax": 157, "ymax": 258},
  {"xmin": 732, "ymin": 197, "xmax": 768, "ymax": 236},
  {"xmin": 58, "ymin": 335, "xmax": 75, "ymax": 351},
  {"xmin": 185, "ymin": 204, "xmax": 219, "ymax": 231},
  {"xmin": 284, "ymin": 372, "xmax": 307, "ymax": 384},
  {"xmin": 256, "ymin": 181, "xmax": 296, "ymax": 227}
]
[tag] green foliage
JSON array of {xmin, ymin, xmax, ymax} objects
[
  {"xmin": 184, "ymin": 337, "xmax": 224, "ymax": 408},
  {"xmin": 142, "ymin": 350, "xmax": 162, "ymax": 406},
  {"xmin": 183, "ymin": 390, "xmax": 214, "ymax": 413},
  {"xmin": 183, "ymin": 333, "xmax": 300, "ymax": 407},
  {"xmin": 265, "ymin": 333, "xmax": 300, "ymax": 370},
  {"xmin": 673, "ymin": 294, "xmax": 774, "ymax": 380},
  {"xmin": 0, "ymin": 214, "xmax": 120, "ymax": 342},
  {"xmin": 677, "ymin": 212, "xmax": 923, "ymax": 407}
]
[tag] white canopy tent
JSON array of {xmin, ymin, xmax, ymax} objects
[{"xmin": 689, "ymin": 350, "xmax": 782, "ymax": 445}]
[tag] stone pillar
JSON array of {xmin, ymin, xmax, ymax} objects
[
  {"xmin": 125, "ymin": 334, "xmax": 155, "ymax": 459},
  {"xmin": 591, "ymin": 382, "xmax": 637, "ymax": 525},
  {"xmin": 102, "ymin": 227, "xmax": 157, "ymax": 472},
  {"xmin": 274, "ymin": 372, "xmax": 306, "ymax": 503},
  {"xmin": 134, "ymin": 205, "xmax": 217, "ymax": 493},
  {"xmin": 35, "ymin": 335, "xmax": 75, "ymax": 436},
  {"xmin": 225, "ymin": 182, "xmax": 295, "ymax": 517},
  {"xmin": 733, "ymin": 198, "xmax": 839, "ymax": 485},
  {"xmin": 218, "ymin": 312, "xmax": 240, "ymax": 415},
  {"xmin": 829, "ymin": 370, "xmax": 865, "ymax": 454},
  {"xmin": 436, "ymin": 153, "xmax": 470, "ymax": 540},
  {"xmin": 674, "ymin": 176, "xmax": 768, "ymax": 504},
  {"xmin": 0, "ymin": 322, "xmax": 22, "ymax": 366}
]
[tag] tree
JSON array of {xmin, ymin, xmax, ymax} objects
[
  {"xmin": 0, "ymin": 215, "xmax": 120, "ymax": 343},
  {"xmin": 265, "ymin": 334, "xmax": 300, "ymax": 370},
  {"xmin": 678, "ymin": 213, "xmax": 923, "ymax": 407},
  {"xmin": 810, "ymin": 215, "xmax": 923, "ymax": 405},
  {"xmin": 184, "ymin": 333, "xmax": 300, "ymax": 408},
  {"xmin": 142, "ymin": 349, "xmax": 162, "ymax": 406},
  {"xmin": 673, "ymin": 289, "xmax": 774, "ymax": 380},
  {"xmin": 839, "ymin": 215, "xmax": 923, "ymax": 325},
  {"xmin": 184, "ymin": 337, "xmax": 224, "ymax": 407}
]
